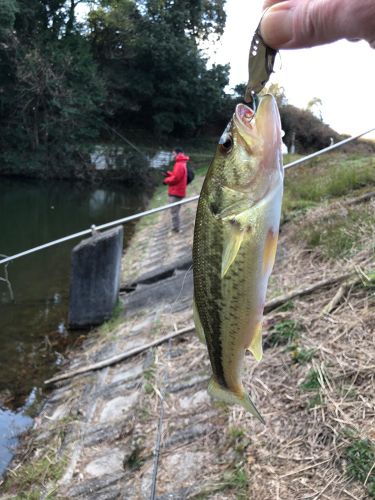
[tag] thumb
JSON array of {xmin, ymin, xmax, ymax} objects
[{"xmin": 260, "ymin": 0, "xmax": 375, "ymax": 49}]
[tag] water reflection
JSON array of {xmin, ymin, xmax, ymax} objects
[{"xmin": 0, "ymin": 176, "xmax": 147, "ymax": 473}]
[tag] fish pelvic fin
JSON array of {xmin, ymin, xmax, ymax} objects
[
  {"xmin": 221, "ymin": 222, "xmax": 246, "ymax": 278},
  {"xmin": 247, "ymin": 321, "xmax": 263, "ymax": 362},
  {"xmin": 193, "ymin": 296, "xmax": 206, "ymax": 344},
  {"xmin": 208, "ymin": 377, "xmax": 265, "ymax": 425}
]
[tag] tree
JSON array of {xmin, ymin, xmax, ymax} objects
[
  {"xmin": 88, "ymin": 0, "xmax": 229, "ymax": 136},
  {"xmin": 140, "ymin": 0, "xmax": 226, "ymax": 40},
  {"xmin": 0, "ymin": 1, "xmax": 106, "ymax": 177},
  {"xmin": 307, "ymin": 96, "xmax": 323, "ymax": 122},
  {"xmin": 280, "ymin": 104, "xmax": 339, "ymax": 153}
]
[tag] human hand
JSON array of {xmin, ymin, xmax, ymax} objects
[{"xmin": 261, "ymin": 0, "xmax": 375, "ymax": 49}]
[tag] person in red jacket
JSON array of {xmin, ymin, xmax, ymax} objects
[{"xmin": 163, "ymin": 148, "xmax": 189, "ymax": 233}]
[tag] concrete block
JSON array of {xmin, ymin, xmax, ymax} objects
[{"xmin": 68, "ymin": 226, "xmax": 123, "ymax": 329}]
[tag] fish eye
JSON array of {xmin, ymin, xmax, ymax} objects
[{"xmin": 219, "ymin": 135, "xmax": 233, "ymax": 154}]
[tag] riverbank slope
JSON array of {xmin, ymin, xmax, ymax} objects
[{"xmin": 1, "ymin": 153, "xmax": 374, "ymax": 499}]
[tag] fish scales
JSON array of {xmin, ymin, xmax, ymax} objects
[{"xmin": 193, "ymin": 95, "xmax": 283, "ymax": 423}]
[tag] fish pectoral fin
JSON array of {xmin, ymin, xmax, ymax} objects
[
  {"xmin": 247, "ymin": 322, "xmax": 263, "ymax": 362},
  {"xmin": 208, "ymin": 377, "xmax": 265, "ymax": 424},
  {"xmin": 221, "ymin": 223, "xmax": 246, "ymax": 278},
  {"xmin": 193, "ymin": 297, "xmax": 206, "ymax": 344}
]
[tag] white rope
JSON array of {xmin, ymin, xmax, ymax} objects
[{"xmin": 1, "ymin": 125, "xmax": 374, "ymax": 267}]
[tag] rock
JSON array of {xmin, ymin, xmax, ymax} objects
[
  {"xmin": 110, "ymin": 363, "xmax": 144, "ymax": 384},
  {"xmin": 99, "ymin": 393, "xmax": 139, "ymax": 423},
  {"xmin": 161, "ymin": 451, "xmax": 210, "ymax": 483},
  {"xmin": 179, "ymin": 390, "xmax": 210, "ymax": 410},
  {"xmin": 84, "ymin": 448, "xmax": 124, "ymax": 478}
]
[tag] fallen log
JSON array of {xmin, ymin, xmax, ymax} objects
[
  {"xmin": 344, "ymin": 191, "xmax": 375, "ymax": 206},
  {"xmin": 263, "ymin": 272, "xmax": 354, "ymax": 313},
  {"xmin": 44, "ymin": 325, "xmax": 195, "ymax": 385}
]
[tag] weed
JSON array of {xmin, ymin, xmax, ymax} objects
[
  {"xmin": 360, "ymin": 270, "xmax": 375, "ymax": 290},
  {"xmin": 290, "ymin": 346, "xmax": 316, "ymax": 364},
  {"xmin": 124, "ymin": 446, "xmax": 144, "ymax": 471},
  {"xmin": 274, "ymin": 300, "xmax": 295, "ymax": 312},
  {"xmin": 143, "ymin": 366, "xmax": 156, "ymax": 382},
  {"xmin": 3, "ymin": 446, "xmax": 67, "ymax": 498},
  {"xmin": 228, "ymin": 426, "xmax": 246, "ymax": 441},
  {"xmin": 300, "ymin": 369, "xmax": 322, "ymax": 391},
  {"xmin": 266, "ymin": 319, "xmax": 300, "ymax": 347},
  {"xmin": 143, "ymin": 382, "xmax": 154, "ymax": 395},
  {"xmin": 345, "ymin": 438, "xmax": 375, "ymax": 497},
  {"xmin": 97, "ymin": 300, "xmax": 124, "ymax": 336},
  {"xmin": 227, "ymin": 426, "xmax": 250, "ymax": 454},
  {"xmin": 308, "ymin": 393, "xmax": 323, "ymax": 408},
  {"xmin": 223, "ymin": 466, "xmax": 249, "ymax": 499}
]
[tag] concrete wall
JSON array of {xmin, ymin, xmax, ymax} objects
[{"xmin": 68, "ymin": 226, "xmax": 124, "ymax": 329}]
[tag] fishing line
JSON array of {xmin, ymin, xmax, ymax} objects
[
  {"xmin": 149, "ymin": 383, "xmax": 164, "ymax": 500},
  {"xmin": 168, "ymin": 264, "xmax": 193, "ymax": 313},
  {"xmin": 149, "ymin": 331, "xmax": 175, "ymax": 498}
]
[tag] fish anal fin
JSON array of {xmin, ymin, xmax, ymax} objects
[
  {"xmin": 208, "ymin": 377, "xmax": 265, "ymax": 424},
  {"xmin": 193, "ymin": 297, "xmax": 206, "ymax": 344},
  {"xmin": 246, "ymin": 321, "xmax": 263, "ymax": 362},
  {"xmin": 263, "ymin": 228, "xmax": 279, "ymax": 276}
]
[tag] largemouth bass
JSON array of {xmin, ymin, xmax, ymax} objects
[{"xmin": 192, "ymin": 95, "xmax": 283, "ymax": 423}]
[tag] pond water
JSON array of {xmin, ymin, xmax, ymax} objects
[{"xmin": 0, "ymin": 177, "xmax": 148, "ymax": 474}]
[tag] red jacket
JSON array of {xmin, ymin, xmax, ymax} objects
[{"xmin": 163, "ymin": 153, "xmax": 189, "ymax": 197}]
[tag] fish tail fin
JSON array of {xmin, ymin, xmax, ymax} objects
[{"xmin": 208, "ymin": 377, "xmax": 265, "ymax": 425}]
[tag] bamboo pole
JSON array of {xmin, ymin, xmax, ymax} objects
[{"xmin": 44, "ymin": 325, "xmax": 194, "ymax": 385}]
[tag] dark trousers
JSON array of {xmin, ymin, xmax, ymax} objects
[{"xmin": 168, "ymin": 195, "xmax": 182, "ymax": 231}]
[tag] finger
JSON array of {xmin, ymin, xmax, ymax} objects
[
  {"xmin": 260, "ymin": 0, "xmax": 375, "ymax": 49},
  {"xmin": 262, "ymin": 0, "xmax": 286, "ymax": 9}
]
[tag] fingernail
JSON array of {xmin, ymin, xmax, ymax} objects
[{"xmin": 260, "ymin": 2, "xmax": 294, "ymax": 49}]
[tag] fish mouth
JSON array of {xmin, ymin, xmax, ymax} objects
[
  {"xmin": 234, "ymin": 95, "xmax": 282, "ymax": 164},
  {"xmin": 234, "ymin": 103, "xmax": 255, "ymax": 139}
]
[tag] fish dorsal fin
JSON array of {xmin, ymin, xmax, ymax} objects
[
  {"xmin": 247, "ymin": 321, "xmax": 263, "ymax": 362},
  {"xmin": 193, "ymin": 296, "xmax": 206, "ymax": 344}
]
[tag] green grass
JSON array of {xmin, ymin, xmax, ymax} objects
[
  {"xmin": 299, "ymin": 368, "xmax": 329, "ymax": 409},
  {"xmin": 97, "ymin": 300, "xmax": 124, "ymax": 337},
  {"xmin": 227, "ymin": 426, "xmax": 250, "ymax": 454},
  {"xmin": 222, "ymin": 467, "xmax": 249, "ymax": 499},
  {"xmin": 289, "ymin": 346, "xmax": 316, "ymax": 364},
  {"xmin": 124, "ymin": 445, "xmax": 145, "ymax": 471},
  {"xmin": 266, "ymin": 319, "xmax": 301, "ymax": 347},
  {"xmin": 300, "ymin": 369, "xmax": 325, "ymax": 391},
  {"xmin": 273, "ymin": 300, "xmax": 295, "ymax": 312},
  {"xmin": 3, "ymin": 447, "xmax": 66, "ymax": 498},
  {"xmin": 345, "ymin": 438, "xmax": 375, "ymax": 497},
  {"xmin": 283, "ymin": 153, "xmax": 375, "ymax": 219}
]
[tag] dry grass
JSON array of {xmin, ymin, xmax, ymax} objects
[
  {"xmin": 124, "ymin": 166, "xmax": 375, "ymax": 499},
  {"xmin": 226, "ymin": 197, "xmax": 375, "ymax": 499}
]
